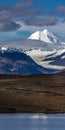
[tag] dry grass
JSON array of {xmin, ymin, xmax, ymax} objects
[{"xmin": 0, "ymin": 74, "xmax": 65, "ymax": 113}]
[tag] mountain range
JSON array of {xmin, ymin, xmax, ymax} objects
[
  {"xmin": 0, "ymin": 47, "xmax": 53, "ymax": 74},
  {"xmin": 0, "ymin": 29, "xmax": 65, "ymax": 74},
  {"xmin": 26, "ymin": 29, "xmax": 65, "ymax": 71}
]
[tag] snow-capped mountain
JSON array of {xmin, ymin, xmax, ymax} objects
[
  {"xmin": 0, "ymin": 35, "xmax": 65, "ymax": 52},
  {"xmin": 0, "ymin": 46, "xmax": 65, "ymax": 74},
  {"xmin": 26, "ymin": 29, "xmax": 65, "ymax": 71},
  {"xmin": 0, "ymin": 47, "xmax": 53, "ymax": 74},
  {"xmin": 28, "ymin": 29, "xmax": 61, "ymax": 43},
  {"xmin": 0, "ymin": 29, "xmax": 65, "ymax": 74}
]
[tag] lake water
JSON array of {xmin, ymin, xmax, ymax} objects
[{"xmin": 0, "ymin": 114, "xmax": 65, "ymax": 130}]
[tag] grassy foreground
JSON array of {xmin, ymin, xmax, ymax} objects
[{"xmin": 0, "ymin": 74, "xmax": 65, "ymax": 113}]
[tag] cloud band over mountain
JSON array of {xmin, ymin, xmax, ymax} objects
[{"xmin": 0, "ymin": 1, "xmax": 65, "ymax": 29}]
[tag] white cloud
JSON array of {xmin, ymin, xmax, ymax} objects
[
  {"xmin": 0, "ymin": 21, "xmax": 65, "ymax": 41},
  {"xmin": 17, "ymin": 21, "xmax": 65, "ymax": 41}
]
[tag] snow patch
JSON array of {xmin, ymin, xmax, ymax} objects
[
  {"xmin": 26, "ymin": 48, "xmax": 65, "ymax": 70},
  {"xmin": 61, "ymin": 55, "xmax": 65, "ymax": 59}
]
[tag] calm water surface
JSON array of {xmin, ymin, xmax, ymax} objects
[{"xmin": 0, "ymin": 114, "xmax": 65, "ymax": 130}]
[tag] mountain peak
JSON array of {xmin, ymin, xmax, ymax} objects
[
  {"xmin": 28, "ymin": 29, "xmax": 61, "ymax": 43},
  {"xmin": 43, "ymin": 29, "xmax": 48, "ymax": 33}
]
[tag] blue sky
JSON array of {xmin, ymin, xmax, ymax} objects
[
  {"xmin": 0, "ymin": 0, "xmax": 65, "ymax": 8},
  {"xmin": 33, "ymin": 0, "xmax": 65, "ymax": 10},
  {"xmin": 0, "ymin": 0, "xmax": 21, "ymax": 5},
  {"xmin": 0, "ymin": 0, "xmax": 65, "ymax": 41}
]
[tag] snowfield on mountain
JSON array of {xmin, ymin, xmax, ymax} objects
[{"xmin": 28, "ymin": 29, "xmax": 61, "ymax": 43}]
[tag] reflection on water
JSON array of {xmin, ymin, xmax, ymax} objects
[{"xmin": 0, "ymin": 114, "xmax": 65, "ymax": 130}]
